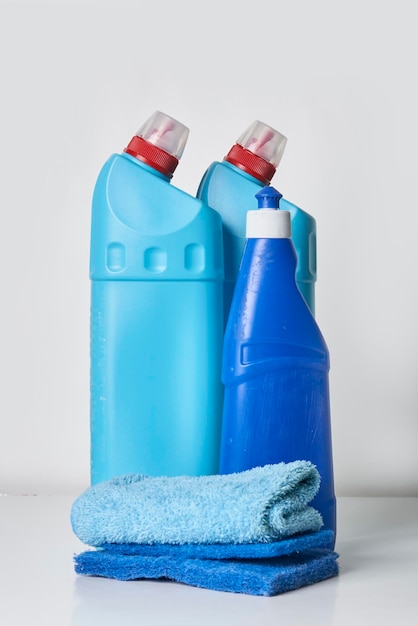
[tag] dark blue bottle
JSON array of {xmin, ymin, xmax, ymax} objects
[{"xmin": 219, "ymin": 186, "xmax": 336, "ymax": 543}]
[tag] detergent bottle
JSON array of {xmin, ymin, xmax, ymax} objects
[
  {"xmin": 197, "ymin": 121, "xmax": 317, "ymax": 320},
  {"xmin": 218, "ymin": 186, "xmax": 336, "ymax": 542},
  {"xmin": 90, "ymin": 111, "xmax": 224, "ymax": 485}
]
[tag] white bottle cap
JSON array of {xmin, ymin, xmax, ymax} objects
[{"xmin": 246, "ymin": 209, "xmax": 291, "ymax": 239}]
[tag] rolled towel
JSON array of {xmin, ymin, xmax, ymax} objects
[{"xmin": 71, "ymin": 460, "xmax": 323, "ymax": 547}]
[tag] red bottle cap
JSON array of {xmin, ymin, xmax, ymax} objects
[
  {"xmin": 225, "ymin": 144, "xmax": 277, "ymax": 185},
  {"xmin": 125, "ymin": 135, "xmax": 179, "ymax": 178},
  {"xmin": 124, "ymin": 111, "xmax": 189, "ymax": 179},
  {"xmin": 224, "ymin": 121, "xmax": 287, "ymax": 185}
]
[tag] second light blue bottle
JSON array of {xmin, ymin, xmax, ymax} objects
[
  {"xmin": 197, "ymin": 121, "xmax": 317, "ymax": 320},
  {"xmin": 90, "ymin": 111, "xmax": 224, "ymax": 485}
]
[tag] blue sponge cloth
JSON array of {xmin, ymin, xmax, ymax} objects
[
  {"xmin": 74, "ymin": 548, "xmax": 339, "ymax": 596},
  {"xmin": 101, "ymin": 529, "xmax": 335, "ymax": 559},
  {"xmin": 71, "ymin": 461, "xmax": 323, "ymax": 546}
]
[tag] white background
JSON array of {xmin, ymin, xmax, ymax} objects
[{"xmin": 0, "ymin": 0, "xmax": 416, "ymax": 496}]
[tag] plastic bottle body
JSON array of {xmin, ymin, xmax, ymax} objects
[
  {"xmin": 90, "ymin": 152, "xmax": 224, "ymax": 484},
  {"xmin": 197, "ymin": 161, "xmax": 316, "ymax": 318},
  {"xmin": 218, "ymin": 237, "xmax": 335, "ymax": 539}
]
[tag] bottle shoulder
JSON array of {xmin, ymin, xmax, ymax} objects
[
  {"xmin": 225, "ymin": 238, "xmax": 328, "ymax": 369},
  {"xmin": 197, "ymin": 161, "xmax": 262, "ymax": 209},
  {"xmin": 90, "ymin": 154, "xmax": 224, "ymax": 281},
  {"xmin": 92, "ymin": 153, "xmax": 221, "ymax": 235},
  {"xmin": 280, "ymin": 197, "xmax": 316, "ymax": 226}
]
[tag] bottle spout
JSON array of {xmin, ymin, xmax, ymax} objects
[
  {"xmin": 238, "ymin": 121, "xmax": 287, "ymax": 168},
  {"xmin": 255, "ymin": 185, "xmax": 283, "ymax": 209},
  {"xmin": 247, "ymin": 186, "xmax": 291, "ymax": 239},
  {"xmin": 124, "ymin": 111, "xmax": 189, "ymax": 178},
  {"xmin": 224, "ymin": 121, "xmax": 287, "ymax": 185}
]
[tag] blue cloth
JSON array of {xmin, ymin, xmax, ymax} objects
[
  {"xmin": 71, "ymin": 461, "xmax": 323, "ymax": 547},
  {"xmin": 73, "ymin": 548, "xmax": 339, "ymax": 596},
  {"xmin": 101, "ymin": 529, "xmax": 335, "ymax": 559}
]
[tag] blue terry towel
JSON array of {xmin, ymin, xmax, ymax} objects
[
  {"xmin": 73, "ymin": 549, "xmax": 339, "ymax": 596},
  {"xmin": 71, "ymin": 461, "xmax": 323, "ymax": 547}
]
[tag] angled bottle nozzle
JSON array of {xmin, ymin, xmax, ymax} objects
[
  {"xmin": 124, "ymin": 111, "xmax": 189, "ymax": 178},
  {"xmin": 225, "ymin": 121, "xmax": 287, "ymax": 185}
]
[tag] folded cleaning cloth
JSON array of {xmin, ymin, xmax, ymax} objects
[
  {"xmin": 71, "ymin": 461, "xmax": 323, "ymax": 547},
  {"xmin": 73, "ymin": 548, "xmax": 339, "ymax": 596},
  {"xmin": 101, "ymin": 529, "xmax": 335, "ymax": 559}
]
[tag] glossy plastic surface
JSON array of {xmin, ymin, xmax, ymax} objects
[
  {"xmin": 90, "ymin": 151, "xmax": 224, "ymax": 484},
  {"xmin": 218, "ymin": 234, "xmax": 335, "ymax": 539},
  {"xmin": 197, "ymin": 159, "xmax": 316, "ymax": 322}
]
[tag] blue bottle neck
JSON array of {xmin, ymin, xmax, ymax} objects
[
  {"xmin": 121, "ymin": 152, "xmax": 171, "ymax": 182},
  {"xmin": 222, "ymin": 160, "xmax": 264, "ymax": 185}
]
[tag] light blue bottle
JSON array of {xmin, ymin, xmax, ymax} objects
[
  {"xmin": 90, "ymin": 111, "xmax": 224, "ymax": 485},
  {"xmin": 219, "ymin": 186, "xmax": 336, "ymax": 545},
  {"xmin": 197, "ymin": 121, "xmax": 317, "ymax": 320}
]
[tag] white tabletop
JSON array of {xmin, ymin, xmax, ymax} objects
[{"xmin": 1, "ymin": 495, "xmax": 417, "ymax": 625}]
